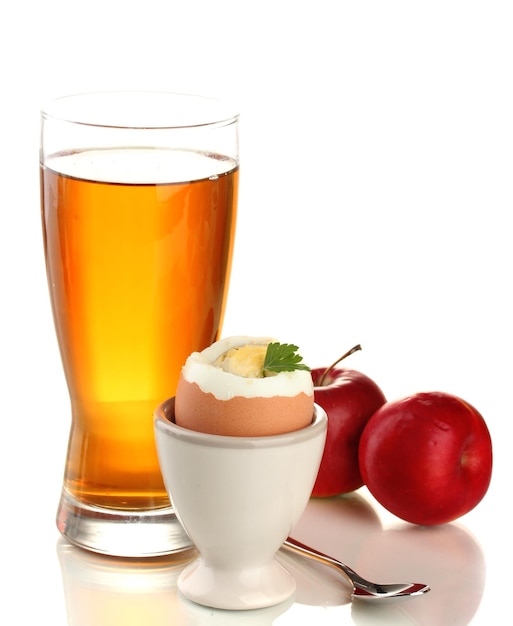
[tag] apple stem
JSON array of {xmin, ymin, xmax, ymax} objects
[{"xmin": 318, "ymin": 344, "xmax": 362, "ymax": 386}]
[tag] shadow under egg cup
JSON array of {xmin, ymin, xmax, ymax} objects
[{"xmin": 154, "ymin": 398, "xmax": 327, "ymax": 610}]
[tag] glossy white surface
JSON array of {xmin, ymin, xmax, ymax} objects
[{"xmin": 2, "ymin": 1, "xmax": 512, "ymax": 624}]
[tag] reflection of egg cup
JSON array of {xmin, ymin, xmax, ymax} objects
[{"xmin": 154, "ymin": 397, "xmax": 327, "ymax": 610}]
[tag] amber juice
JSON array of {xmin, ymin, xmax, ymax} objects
[{"xmin": 41, "ymin": 147, "xmax": 238, "ymax": 510}]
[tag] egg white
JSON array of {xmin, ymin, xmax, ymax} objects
[{"xmin": 181, "ymin": 336, "xmax": 314, "ymax": 401}]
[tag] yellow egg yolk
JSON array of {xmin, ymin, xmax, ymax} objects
[{"xmin": 214, "ymin": 344, "xmax": 269, "ymax": 378}]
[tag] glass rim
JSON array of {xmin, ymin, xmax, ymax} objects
[{"xmin": 40, "ymin": 90, "xmax": 240, "ymax": 131}]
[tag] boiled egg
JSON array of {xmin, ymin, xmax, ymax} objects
[{"xmin": 174, "ymin": 336, "xmax": 314, "ymax": 436}]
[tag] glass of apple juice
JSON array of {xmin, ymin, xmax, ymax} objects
[{"xmin": 40, "ymin": 91, "xmax": 239, "ymax": 556}]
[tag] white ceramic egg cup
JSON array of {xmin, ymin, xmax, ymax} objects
[{"xmin": 154, "ymin": 398, "xmax": 327, "ymax": 610}]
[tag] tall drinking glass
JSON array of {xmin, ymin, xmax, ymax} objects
[{"xmin": 40, "ymin": 91, "xmax": 239, "ymax": 556}]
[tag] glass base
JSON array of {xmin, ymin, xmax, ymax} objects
[{"xmin": 56, "ymin": 490, "xmax": 193, "ymax": 557}]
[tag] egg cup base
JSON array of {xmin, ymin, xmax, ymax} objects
[{"xmin": 177, "ymin": 557, "xmax": 296, "ymax": 610}]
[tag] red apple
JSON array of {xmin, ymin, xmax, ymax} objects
[
  {"xmin": 358, "ymin": 391, "xmax": 493, "ymax": 525},
  {"xmin": 311, "ymin": 346, "xmax": 387, "ymax": 497}
]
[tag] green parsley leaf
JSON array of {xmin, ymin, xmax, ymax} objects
[{"xmin": 263, "ymin": 342, "xmax": 310, "ymax": 376}]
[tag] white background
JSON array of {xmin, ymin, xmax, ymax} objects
[{"xmin": 1, "ymin": 1, "xmax": 512, "ymax": 624}]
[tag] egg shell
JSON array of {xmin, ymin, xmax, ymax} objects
[{"xmin": 175, "ymin": 377, "xmax": 314, "ymax": 436}]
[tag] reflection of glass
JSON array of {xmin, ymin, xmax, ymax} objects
[
  {"xmin": 57, "ymin": 539, "xmax": 195, "ymax": 626},
  {"xmin": 58, "ymin": 539, "xmax": 292, "ymax": 626},
  {"xmin": 40, "ymin": 92, "xmax": 239, "ymax": 556}
]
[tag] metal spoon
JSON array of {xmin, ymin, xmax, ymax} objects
[{"xmin": 283, "ymin": 537, "xmax": 430, "ymax": 600}]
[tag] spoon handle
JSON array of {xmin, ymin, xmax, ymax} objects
[{"xmin": 283, "ymin": 537, "xmax": 363, "ymax": 583}]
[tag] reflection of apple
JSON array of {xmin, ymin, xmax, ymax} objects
[
  {"xmin": 311, "ymin": 347, "xmax": 386, "ymax": 497},
  {"xmin": 292, "ymin": 492, "xmax": 382, "ymax": 562},
  {"xmin": 352, "ymin": 522, "xmax": 485, "ymax": 626},
  {"xmin": 285, "ymin": 492, "xmax": 382, "ymax": 606},
  {"xmin": 359, "ymin": 391, "xmax": 493, "ymax": 525}
]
